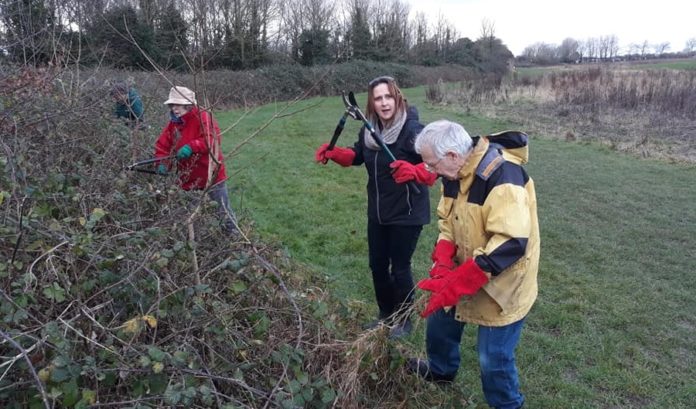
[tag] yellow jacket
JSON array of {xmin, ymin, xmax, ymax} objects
[{"xmin": 436, "ymin": 132, "xmax": 540, "ymax": 326}]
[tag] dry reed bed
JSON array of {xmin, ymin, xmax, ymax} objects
[{"xmin": 427, "ymin": 66, "xmax": 696, "ymax": 162}]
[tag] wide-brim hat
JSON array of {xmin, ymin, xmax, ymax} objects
[{"xmin": 163, "ymin": 86, "xmax": 196, "ymax": 105}]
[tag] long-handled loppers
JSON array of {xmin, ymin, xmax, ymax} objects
[{"xmin": 343, "ymin": 92, "xmax": 421, "ymax": 194}]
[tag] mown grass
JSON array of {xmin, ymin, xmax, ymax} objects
[
  {"xmin": 216, "ymin": 87, "xmax": 696, "ymax": 408},
  {"xmin": 216, "ymin": 87, "xmax": 504, "ymax": 302},
  {"xmin": 514, "ymin": 66, "xmax": 556, "ymax": 79},
  {"xmin": 631, "ymin": 59, "xmax": 696, "ymax": 71},
  {"xmin": 516, "ymin": 58, "xmax": 696, "ymax": 78}
]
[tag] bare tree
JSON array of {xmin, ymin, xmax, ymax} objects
[
  {"xmin": 598, "ymin": 35, "xmax": 610, "ymax": 60},
  {"xmin": 412, "ymin": 11, "xmax": 428, "ymax": 47},
  {"xmin": 369, "ymin": 0, "xmax": 410, "ymax": 60},
  {"xmin": 627, "ymin": 42, "xmax": 641, "ymax": 56},
  {"xmin": 584, "ymin": 37, "xmax": 598, "ymax": 61},
  {"xmin": 0, "ymin": 0, "xmax": 513, "ymax": 69},
  {"xmin": 431, "ymin": 12, "xmax": 445, "ymax": 53},
  {"xmin": 607, "ymin": 34, "xmax": 619, "ymax": 59},
  {"xmin": 639, "ymin": 40, "xmax": 650, "ymax": 59},
  {"xmin": 521, "ymin": 42, "xmax": 557, "ymax": 65},
  {"xmin": 685, "ymin": 37, "xmax": 696, "ymax": 53},
  {"xmin": 577, "ymin": 40, "xmax": 586, "ymax": 62},
  {"xmin": 479, "ymin": 17, "xmax": 495, "ymax": 41},
  {"xmin": 278, "ymin": 0, "xmax": 306, "ymax": 59},
  {"xmin": 654, "ymin": 41, "xmax": 670, "ymax": 55},
  {"xmin": 536, "ymin": 42, "xmax": 558, "ymax": 65}
]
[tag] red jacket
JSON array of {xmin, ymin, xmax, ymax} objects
[{"xmin": 154, "ymin": 106, "xmax": 227, "ymax": 190}]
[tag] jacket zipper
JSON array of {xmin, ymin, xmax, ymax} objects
[{"xmin": 374, "ymin": 151, "xmax": 382, "ymax": 224}]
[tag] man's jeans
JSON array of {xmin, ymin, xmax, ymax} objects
[{"xmin": 426, "ymin": 308, "xmax": 525, "ymax": 409}]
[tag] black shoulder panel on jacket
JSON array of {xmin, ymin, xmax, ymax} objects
[
  {"xmin": 443, "ymin": 179, "xmax": 459, "ymax": 198},
  {"xmin": 487, "ymin": 131, "xmax": 528, "ymax": 149},
  {"xmin": 468, "ymin": 161, "xmax": 529, "ymax": 205}
]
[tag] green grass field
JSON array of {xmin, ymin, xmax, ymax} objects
[
  {"xmin": 516, "ymin": 58, "xmax": 696, "ymax": 78},
  {"xmin": 630, "ymin": 59, "xmax": 696, "ymax": 70},
  {"xmin": 216, "ymin": 87, "xmax": 696, "ymax": 408},
  {"xmin": 514, "ymin": 66, "xmax": 558, "ymax": 79}
]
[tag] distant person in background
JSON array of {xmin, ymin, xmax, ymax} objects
[
  {"xmin": 408, "ymin": 120, "xmax": 539, "ymax": 409},
  {"xmin": 112, "ymin": 81, "xmax": 145, "ymax": 161},
  {"xmin": 111, "ymin": 82, "xmax": 144, "ymax": 126},
  {"xmin": 153, "ymin": 86, "xmax": 238, "ymax": 236},
  {"xmin": 314, "ymin": 76, "xmax": 438, "ymax": 339}
]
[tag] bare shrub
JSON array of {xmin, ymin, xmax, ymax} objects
[
  {"xmin": 425, "ymin": 80, "xmax": 445, "ymax": 104},
  {"xmin": 430, "ymin": 72, "xmax": 511, "ymax": 108}
]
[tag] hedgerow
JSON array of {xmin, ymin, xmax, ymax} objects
[
  {"xmin": 80, "ymin": 60, "xmax": 475, "ymax": 111},
  {"xmin": 0, "ymin": 65, "xmax": 440, "ymax": 408}
]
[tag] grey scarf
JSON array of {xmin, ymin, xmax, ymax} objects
[{"xmin": 363, "ymin": 109, "xmax": 407, "ymax": 151}]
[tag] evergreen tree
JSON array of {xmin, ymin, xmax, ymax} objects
[
  {"xmin": 88, "ymin": 5, "xmax": 157, "ymax": 69},
  {"xmin": 154, "ymin": 6, "xmax": 188, "ymax": 70},
  {"xmin": 374, "ymin": 20, "xmax": 404, "ymax": 62},
  {"xmin": 299, "ymin": 27, "xmax": 330, "ymax": 66},
  {"xmin": 349, "ymin": 7, "xmax": 373, "ymax": 60},
  {"xmin": 447, "ymin": 37, "xmax": 476, "ymax": 66}
]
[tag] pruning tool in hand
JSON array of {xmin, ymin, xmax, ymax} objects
[
  {"xmin": 326, "ymin": 92, "xmax": 358, "ymax": 151},
  {"xmin": 343, "ymin": 91, "xmax": 421, "ymax": 194},
  {"xmin": 126, "ymin": 155, "xmax": 175, "ymax": 175}
]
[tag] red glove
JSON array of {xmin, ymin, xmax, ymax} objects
[
  {"xmin": 315, "ymin": 143, "xmax": 330, "ymax": 164},
  {"xmin": 429, "ymin": 240, "xmax": 457, "ymax": 278},
  {"xmin": 315, "ymin": 143, "xmax": 355, "ymax": 167},
  {"xmin": 417, "ymin": 258, "xmax": 490, "ymax": 317},
  {"xmin": 389, "ymin": 160, "xmax": 438, "ymax": 186}
]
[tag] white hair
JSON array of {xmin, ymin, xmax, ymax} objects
[{"xmin": 414, "ymin": 120, "xmax": 473, "ymax": 159}]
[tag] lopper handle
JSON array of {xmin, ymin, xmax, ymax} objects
[
  {"xmin": 327, "ymin": 114, "xmax": 348, "ymax": 151},
  {"xmin": 362, "ymin": 117, "xmax": 422, "ymax": 195}
]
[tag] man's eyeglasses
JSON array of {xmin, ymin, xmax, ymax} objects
[
  {"xmin": 423, "ymin": 157, "xmax": 443, "ymax": 173},
  {"xmin": 369, "ymin": 76, "xmax": 395, "ymax": 88}
]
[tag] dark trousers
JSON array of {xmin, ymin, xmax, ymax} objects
[
  {"xmin": 367, "ymin": 221, "xmax": 423, "ymax": 320},
  {"xmin": 207, "ymin": 182, "xmax": 237, "ymax": 234},
  {"xmin": 188, "ymin": 182, "xmax": 238, "ymax": 235}
]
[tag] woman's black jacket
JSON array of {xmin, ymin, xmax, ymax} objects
[{"xmin": 351, "ymin": 106, "xmax": 430, "ymax": 226}]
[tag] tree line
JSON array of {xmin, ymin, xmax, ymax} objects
[
  {"xmin": 519, "ymin": 35, "xmax": 696, "ymax": 65},
  {"xmin": 0, "ymin": 0, "xmax": 513, "ymax": 75}
]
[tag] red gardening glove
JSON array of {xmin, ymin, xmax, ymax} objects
[
  {"xmin": 325, "ymin": 146, "xmax": 356, "ymax": 167},
  {"xmin": 389, "ymin": 160, "xmax": 438, "ymax": 186},
  {"xmin": 315, "ymin": 143, "xmax": 330, "ymax": 164},
  {"xmin": 417, "ymin": 258, "xmax": 490, "ymax": 317},
  {"xmin": 315, "ymin": 143, "xmax": 355, "ymax": 167},
  {"xmin": 429, "ymin": 240, "xmax": 457, "ymax": 278}
]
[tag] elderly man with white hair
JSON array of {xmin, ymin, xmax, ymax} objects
[{"xmin": 408, "ymin": 120, "xmax": 540, "ymax": 409}]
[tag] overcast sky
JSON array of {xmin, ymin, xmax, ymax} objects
[{"xmin": 408, "ymin": 0, "xmax": 696, "ymax": 56}]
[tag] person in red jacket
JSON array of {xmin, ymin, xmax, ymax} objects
[{"xmin": 154, "ymin": 86, "xmax": 237, "ymax": 235}]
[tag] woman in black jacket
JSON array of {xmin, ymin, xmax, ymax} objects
[{"xmin": 315, "ymin": 76, "xmax": 438, "ymax": 338}]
